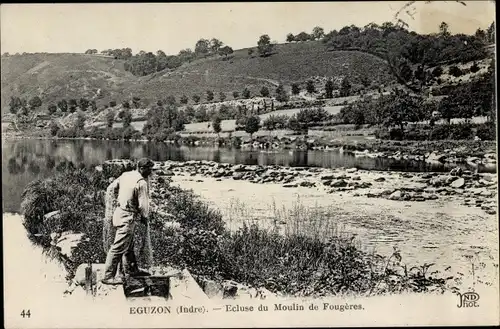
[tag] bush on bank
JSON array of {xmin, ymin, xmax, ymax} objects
[
  {"xmin": 21, "ymin": 166, "xmax": 455, "ymax": 296},
  {"xmin": 375, "ymin": 122, "xmax": 496, "ymax": 141}
]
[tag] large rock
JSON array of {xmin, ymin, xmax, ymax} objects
[
  {"xmin": 231, "ymin": 164, "xmax": 247, "ymax": 172},
  {"xmin": 232, "ymin": 172, "xmax": 245, "ymax": 180},
  {"xmin": 429, "ymin": 175, "xmax": 449, "ymax": 187},
  {"xmin": 331, "ymin": 179, "xmax": 348, "ymax": 188},
  {"xmin": 299, "ymin": 181, "xmax": 316, "ymax": 187},
  {"xmin": 389, "ymin": 190, "xmax": 403, "ymax": 201},
  {"xmin": 320, "ymin": 174, "xmax": 336, "ymax": 181},
  {"xmin": 426, "ymin": 152, "xmax": 446, "ymax": 163},
  {"xmin": 450, "ymin": 178, "xmax": 465, "ymax": 188}
]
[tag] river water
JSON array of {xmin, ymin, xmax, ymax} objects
[
  {"xmin": 2, "ymin": 138, "xmax": 498, "ymax": 296},
  {"xmin": 1, "ymin": 138, "xmax": 492, "ymax": 212}
]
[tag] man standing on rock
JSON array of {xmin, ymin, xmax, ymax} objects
[{"xmin": 102, "ymin": 158, "xmax": 154, "ymax": 285}]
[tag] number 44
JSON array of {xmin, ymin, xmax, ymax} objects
[{"xmin": 20, "ymin": 309, "xmax": 31, "ymax": 318}]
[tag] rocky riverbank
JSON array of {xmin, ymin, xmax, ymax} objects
[{"xmin": 103, "ymin": 158, "xmax": 497, "ymax": 216}]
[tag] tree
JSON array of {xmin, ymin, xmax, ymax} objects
[
  {"xmin": 47, "ymin": 104, "xmax": 57, "ymax": 114},
  {"xmin": 29, "ymin": 96, "xmax": 42, "ymax": 109},
  {"xmin": 132, "ymin": 97, "xmax": 141, "ymax": 108},
  {"xmin": 291, "ymin": 83, "xmax": 301, "ymax": 95},
  {"xmin": 180, "ymin": 95, "xmax": 189, "ymax": 104},
  {"xmin": 212, "ymin": 116, "xmax": 222, "ymax": 137},
  {"xmin": 106, "ymin": 111, "xmax": 114, "ymax": 128},
  {"xmin": 475, "ymin": 28, "xmax": 487, "ymax": 42},
  {"xmin": 9, "ymin": 96, "xmax": 22, "ymax": 114},
  {"xmin": 439, "ymin": 21, "xmax": 450, "ymax": 36},
  {"xmin": 263, "ymin": 114, "xmax": 288, "ymax": 131},
  {"xmin": 275, "ymin": 84, "xmax": 288, "ymax": 102},
  {"xmin": 69, "ymin": 99, "xmax": 78, "ymax": 113},
  {"xmin": 286, "ymin": 33, "xmax": 295, "ymax": 42},
  {"xmin": 260, "ymin": 86, "xmax": 270, "ymax": 97},
  {"xmin": 295, "ymin": 32, "xmax": 311, "ymax": 42},
  {"xmin": 49, "ymin": 120, "xmax": 59, "ymax": 136},
  {"xmin": 185, "ymin": 106, "xmax": 196, "ymax": 121},
  {"xmin": 340, "ymin": 77, "xmax": 351, "ymax": 97},
  {"xmin": 325, "ymin": 79, "xmax": 334, "ymax": 98},
  {"xmin": 195, "ymin": 38, "xmax": 210, "ymax": 56},
  {"xmin": 90, "ymin": 100, "xmax": 97, "ymax": 111},
  {"xmin": 121, "ymin": 109, "xmax": 132, "ymax": 129},
  {"xmin": 206, "ymin": 90, "xmax": 214, "ymax": 102},
  {"xmin": 233, "ymin": 91, "xmax": 240, "ymax": 99},
  {"xmin": 248, "ymin": 48, "xmax": 254, "ymax": 57},
  {"xmin": 194, "ymin": 105, "xmax": 209, "ymax": 122},
  {"xmin": 156, "ymin": 50, "xmax": 169, "ymax": 71},
  {"xmin": 178, "ymin": 48, "xmax": 195, "ymax": 63},
  {"xmin": 78, "ymin": 98, "xmax": 89, "ymax": 111},
  {"xmin": 383, "ymin": 89, "xmax": 421, "ymax": 131},
  {"xmin": 399, "ymin": 61, "xmax": 413, "ymax": 82},
  {"xmin": 219, "ymin": 92, "xmax": 226, "ymax": 102},
  {"xmin": 75, "ymin": 111, "xmax": 86, "ymax": 131},
  {"xmin": 306, "ymin": 80, "xmax": 316, "ymax": 94},
  {"xmin": 245, "ymin": 115, "xmax": 260, "ymax": 139},
  {"xmin": 257, "ymin": 34, "xmax": 274, "ymax": 57},
  {"xmin": 218, "ymin": 45, "xmax": 233, "ymax": 59},
  {"xmin": 449, "ymin": 65, "xmax": 462, "ymax": 77},
  {"xmin": 210, "ymin": 38, "xmax": 224, "ymax": 54},
  {"xmin": 166, "ymin": 95, "xmax": 176, "ymax": 105},
  {"xmin": 242, "ymin": 88, "xmax": 251, "ymax": 99},
  {"xmin": 312, "ymin": 26, "xmax": 325, "ymax": 40},
  {"xmin": 431, "ymin": 66, "xmax": 443, "ymax": 77},
  {"xmin": 487, "ymin": 22, "xmax": 495, "ymax": 43},
  {"xmin": 58, "ymin": 99, "xmax": 68, "ymax": 113},
  {"xmin": 192, "ymin": 94, "xmax": 200, "ymax": 104},
  {"xmin": 470, "ymin": 62, "xmax": 480, "ymax": 73}
]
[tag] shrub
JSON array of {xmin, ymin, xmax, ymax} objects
[
  {"xmin": 448, "ymin": 65, "xmax": 463, "ymax": 77},
  {"xmin": 431, "ymin": 66, "xmax": 443, "ymax": 77},
  {"xmin": 242, "ymin": 88, "xmax": 251, "ymax": 99},
  {"xmin": 470, "ymin": 62, "xmax": 480, "ymax": 73},
  {"xmin": 260, "ymin": 86, "xmax": 270, "ymax": 97},
  {"xmin": 476, "ymin": 122, "xmax": 496, "ymax": 140}
]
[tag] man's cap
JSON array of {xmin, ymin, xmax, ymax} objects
[{"xmin": 137, "ymin": 158, "xmax": 155, "ymax": 169}]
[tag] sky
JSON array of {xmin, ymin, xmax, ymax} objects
[{"xmin": 0, "ymin": 1, "xmax": 495, "ymax": 55}]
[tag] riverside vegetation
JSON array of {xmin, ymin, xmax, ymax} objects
[{"xmin": 20, "ymin": 160, "xmax": 466, "ymax": 298}]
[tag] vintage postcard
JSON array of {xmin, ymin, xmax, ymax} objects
[{"xmin": 2, "ymin": 1, "xmax": 498, "ymax": 328}]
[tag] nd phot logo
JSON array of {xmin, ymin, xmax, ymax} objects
[{"xmin": 457, "ymin": 291, "xmax": 480, "ymax": 308}]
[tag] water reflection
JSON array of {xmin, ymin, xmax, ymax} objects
[{"xmin": 2, "ymin": 138, "xmax": 495, "ymax": 213}]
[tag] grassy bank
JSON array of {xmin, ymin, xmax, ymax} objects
[{"xmin": 19, "ymin": 164, "xmax": 458, "ymax": 297}]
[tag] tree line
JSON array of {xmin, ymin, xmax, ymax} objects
[{"xmin": 338, "ymin": 63, "xmax": 495, "ymax": 128}]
